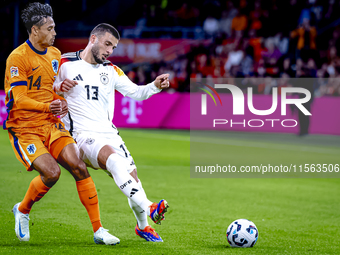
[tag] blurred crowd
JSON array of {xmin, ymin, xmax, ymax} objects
[
  {"xmin": 2, "ymin": 0, "xmax": 340, "ymax": 96},
  {"xmin": 122, "ymin": 0, "xmax": 340, "ymax": 96}
]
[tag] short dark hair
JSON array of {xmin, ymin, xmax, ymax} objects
[
  {"xmin": 90, "ymin": 23, "xmax": 120, "ymax": 40},
  {"xmin": 21, "ymin": 2, "xmax": 53, "ymax": 34}
]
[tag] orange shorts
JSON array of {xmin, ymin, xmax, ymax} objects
[{"xmin": 8, "ymin": 122, "xmax": 75, "ymax": 171}]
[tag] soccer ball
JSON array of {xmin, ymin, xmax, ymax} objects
[{"xmin": 226, "ymin": 219, "xmax": 259, "ymax": 248}]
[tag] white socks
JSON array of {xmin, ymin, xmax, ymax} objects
[
  {"xmin": 128, "ymin": 181, "xmax": 149, "ymax": 230},
  {"xmin": 106, "ymin": 153, "xmax": 152, "ymax": 227}
]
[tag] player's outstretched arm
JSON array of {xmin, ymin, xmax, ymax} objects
[
  {"xmin": 154, "ymin": 74, "xmax": 170, "ymax": 89},
  {"xmin": 115, "ymin": 67, "xmax": 169, "ymax": 100}
]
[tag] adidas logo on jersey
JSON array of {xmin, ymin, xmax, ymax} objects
[{"xmin": 73, "ymin": 74, "xmax": 83, "ymax": 81}]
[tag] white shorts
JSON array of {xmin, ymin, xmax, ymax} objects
[{"xmin": 73, "ymin": 131, "xmax": 136, "ymax": 173}]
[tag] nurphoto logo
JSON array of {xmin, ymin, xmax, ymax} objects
[
  {"xmin": 200, "ymin": 84, "xmax": 312, "ymax": 129},
  {"xmin": 201, "ymin": 84, "xmax": 311, "ymax": 116}
]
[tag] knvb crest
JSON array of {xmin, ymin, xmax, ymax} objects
[
  {"xmin": 51, "ymin": 59, "xmax": 59, "ymax": 74},
  {"xmin": 27, "ymin": 144, "xmax": 37, "ymax": 155}
]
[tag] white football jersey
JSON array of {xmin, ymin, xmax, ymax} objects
[{"xmin": 53, "ymin": 51, "xmax": 161, "ymax": 135}]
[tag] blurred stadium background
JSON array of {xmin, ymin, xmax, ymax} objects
[
  {"xmin": 1, "ymin": 0, "xmax": 340, "ymax": 135},
  {"xmin": 2, "ymin": 0, "xmax": 340, "ymax": 93},
  {"xmin": 1, "ymin": 1, "xmax": 340, "ymax": 253}
]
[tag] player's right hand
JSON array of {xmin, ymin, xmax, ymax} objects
[
  {"xmin": 59, "ymin": 100, "xmax": 68, "ymax": 118},
  {"xmin": 60, "ymin": 78, "xmax": 78, "ymax": 92},
  {"xmin": 49, "ymin": 99, "xmax": 63, "ymax": 116},
  {"xmin": 154, "ymin": 73, "xmax": 170, "ymax": 89}
]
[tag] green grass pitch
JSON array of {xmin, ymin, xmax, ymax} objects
[{"xmin": 0, "ymin": 128, "xmax": 339, "ymax": 254}]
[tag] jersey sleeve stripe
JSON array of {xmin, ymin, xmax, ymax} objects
[
  {"xmin": 60, "ymin": 57, "xmax": 71, "ymax": 66},
  {"xmin": 113, "ymin": 65, "xmax": 125, "ymax": 76},
  {"xmin": 60, "ymin": 51, "xmax": 81, "ymax": 67},
  {"xmin": 62, "ymin": 52, "xmax": 77, "ymax": 56},
  {"xmin": 103, "ymin": 61, "xmax": 114, "ymax": 67},
  {"xmin": 10, "ymin": 81, "xmax": 27, "ymax": 87}
]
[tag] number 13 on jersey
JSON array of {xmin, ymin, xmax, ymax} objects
[{"xmin": 84, "ymin": 85, "xmax": 99, "ymax": 100}]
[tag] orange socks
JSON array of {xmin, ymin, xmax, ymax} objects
[
  {"xmin": 76, "ymin": 177, "xmax": 102, "ymax": 232},
  {"xmin": 18, "ymin": 175, "xmax": 102, "ymax": 233},
  {"xmin": 19, "ymin": 175, "xmax": 50, "ymax": 214}
]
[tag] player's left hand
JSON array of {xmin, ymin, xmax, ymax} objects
[
  {"xmin": 154, "ymin": 74, "xmax": 170, "ymax": 89},
  {"xmin": 60, "ymin": 78, "xmax": 78, "ymax": 92}
]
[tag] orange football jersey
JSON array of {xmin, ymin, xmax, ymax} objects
[{"xmin": 4, "ymin": 40, "xmax": 63, "ymax": 129}]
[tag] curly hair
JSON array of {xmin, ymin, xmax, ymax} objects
[
  {"xmin": 90, "ymin": 23, "xmax": 120, "ymax": 40},
  {"xmin": 21, "ymin": 2, "xmax": 53, "ymax": 34}
]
